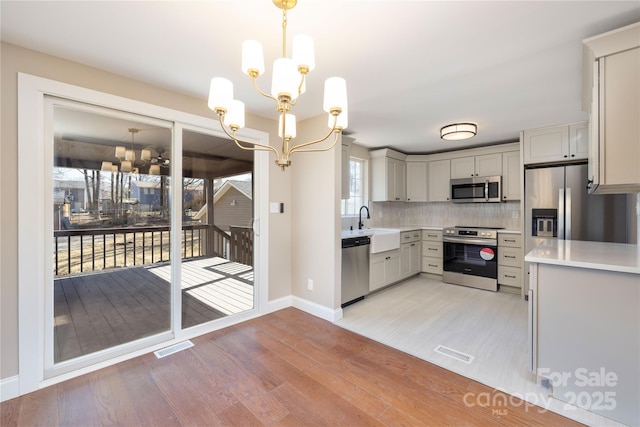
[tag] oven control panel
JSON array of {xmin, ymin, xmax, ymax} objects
[{"xmin": 444, "ymin": 226, "xmax": 502, "ymax": 239}]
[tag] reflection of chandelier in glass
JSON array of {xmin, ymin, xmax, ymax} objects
[
  {"xmin": 101, "ymin": 128, "xmax": 151, "ymax": 174},
  {"xmin": 208, "ymin": 0, "xmax": 348, "ymax": 171}
]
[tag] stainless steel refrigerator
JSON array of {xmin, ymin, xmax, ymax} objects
[{"xmin": 524, "ymin": 163, "xmax": 634, "ymax": 289}]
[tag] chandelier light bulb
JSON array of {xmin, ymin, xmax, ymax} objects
[
  {"xmin": 101, "ymin": 161, "xmax": 113, "ymax": 172},
  {"xmin": 242, "ymin": 40, "xmax": 265, "ymax": 76},
  {"xmin": 121, "ymin": 160, "xmax": 132, "ymax": 173},
  {"xmin": 141, "ymin": 149, "xmax": 151, "ymax": 161},
  {"xmin": 271, "ymin": 58, "xmax": 300, "ymax": 100},
  {"xmin": 330, "ymin": 105, "xmax": 348, "ymax": 130},
  {"xmin": 115, "ymin": 146, "xmax": 126, "ymax": 160},
  {"xmin": 323, "ymin": 77, "xmax": 348, "ymax": 113},
  {"xmin": 208, "ymin": 77, "xmax": 234, "ymax": 112},
  {"xmin": 278, "ymin": 114, "xmax": 297, "ymax": 139},
  {"xmin": 111, "ymin": 165, "xmax": 119, "ymax": 173},
  {"xmin": 125, "ymin": 149, "xmax": 135, "ymax": 162},
  {"xmin": 224, "ymin": 100, "xmax": 246, "ymax": 129},
  {"xmin": 292, "ymin": 34, "xmax": 315, "ymax": 72},
  {"xmin": 149, "ymin": 164, "xmax": 160, "ymax": 175}
]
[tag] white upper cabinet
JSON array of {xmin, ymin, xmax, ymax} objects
[
  {"xmin": 502, "ymin": 151, "xmax": 520, "ymax": 201},
  {"xmin": 427, "ymin": 159, "xmax": 451, "ymax": 202},
  {"xmin": 522, "ymin": 122, "xmax": 588, "ymax": 165},
  {"xmin": 406, "ymin": 161, "xmax": 427, "ymax": 202},
  {"xmin": 584, "ymin": 23, "xmax": 640, "ymax": 194},
  {"xmin": 370, "ymin": 149, "xmax": 407, "ymax": 201},
  {"xmin": 451, "ymin": 153, "xmax": 502, "ymax": 178}
]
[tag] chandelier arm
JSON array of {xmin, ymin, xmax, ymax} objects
[
  {"xmin": 250, "ymin": 74, "xmax": 278, "ymax": 103},
  {"xmin": 216, "ymin": 113, "xmax": 279, "ymax": 156},
  {"xmin": 297, "ymin": 73, "xmax": 306, "ymax": 97},
  {"xmin": 289, "ymin": 131, "xmax": 340, "ymax": 154},
  {"xmin": 288, "ymin": 126, "xmax": 340, "ymax": 155}
]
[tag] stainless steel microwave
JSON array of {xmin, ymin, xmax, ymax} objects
[{"xmin": 450, "ymin": 176, "xmax": 502, "ymax": 203}]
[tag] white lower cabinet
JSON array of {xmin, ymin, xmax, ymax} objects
[
  {"xmin": 421, "ymin": 229, "xmax": 443, "ymax": 275},
  {"xmin": 400, "ymin": 230, "xmax": 422, "ymax": 278},
  {"xmin": 369, "ymin": 249, "xmax": 401, "ymax": 292},
  {"xmin": 497, "ymin": 233, "xmax": 523, "ymax": 293}
]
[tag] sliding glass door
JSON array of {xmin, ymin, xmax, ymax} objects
[
  {"xmin": 45, "ymin": 100, "xmax": 260, "ymax": 380},
  {"xmin": 180, "ymin": 128, "xmax": 255, "ymax": 329},
  {"xmin": 18, "ymin": 74, "xmax": 268, "ymax": 394},
  {"xmin": 49, "ymin": 101, "xmax": 174, "ymax": 370}
]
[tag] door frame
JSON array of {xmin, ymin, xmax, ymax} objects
[{"xmin": 17, "ymin": 73, "xmax": 270, "ymax": 395}]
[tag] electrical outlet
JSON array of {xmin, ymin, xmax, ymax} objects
[{"xmin": 307, "ymin": 279, "xmax": 313, "ymax": 291}]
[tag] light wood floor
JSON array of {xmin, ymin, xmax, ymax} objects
[
  {"xmin": 54, "ymin": 256, "xmax": 253, "ymax": 362},
  {"xmin": 336, "ymin": 275, "xmax": 623, "ymax": 427},
  {"xmin": 1, "ymin": 307, "xmax": 582, "ymax": 426}
]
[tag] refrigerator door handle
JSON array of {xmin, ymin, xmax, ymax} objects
[
  {"xmin": 558, "ymin": 189, "xmax": 565, "ymax": 239},
  {"xmin": 565, "ymin": 188, "xmax": 572, "ymax": 240},
  {"xmin": 484, "ymin": 180, "xmax": 489, "ymax": 201}
]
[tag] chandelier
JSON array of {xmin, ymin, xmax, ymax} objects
[
  {"xmin": 101, "ymin": 128, "xmax": 153, "ymax": 174},
  {"xmin": 207, "ymin": 0, "xmax": 348, "ymax": 170}
]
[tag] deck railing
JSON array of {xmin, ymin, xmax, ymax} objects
[
  {"xmin": 53, "ymin": 224, "xmax": 236, "ymax": 276},
  {"xmin": 229, "ymin": 226, "xmax": 253, "ymax": 266}
]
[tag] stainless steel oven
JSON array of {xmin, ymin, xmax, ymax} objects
[{"xmin": 442, "ymin": 226, "xmax": 502, "ymax": 291}]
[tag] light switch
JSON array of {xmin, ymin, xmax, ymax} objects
[{"xmin": 270, "ymin": 202, "xmax": 284, "ymax": 214}]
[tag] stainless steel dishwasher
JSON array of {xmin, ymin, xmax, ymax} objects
[{"xmin": 341, "ymin": 236, "xmax": 370, "ymax": 307}]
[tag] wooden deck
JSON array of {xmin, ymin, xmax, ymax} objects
[{"xmin": 54, "ymin": 257, "xmax": 254, "ymax": 363}]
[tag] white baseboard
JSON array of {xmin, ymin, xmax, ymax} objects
[
  {"xmin": 267, "ymin": 295, "xmax": 343, "ymax": 322},
  {"xmin": 0, "ymin": 375, "xmax": 20, "ymax": 402},
  {"xmin": 265, "ymin": 295, "xmax": 293, "ymax": 313},
  {"xmin": 292, "ymin": 296, "xmax": 343, "ymax": 322}
]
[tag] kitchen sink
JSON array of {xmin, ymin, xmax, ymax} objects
[{"xmin": 369, "ymin": 228, "xmax": 401, "ymax": 253}]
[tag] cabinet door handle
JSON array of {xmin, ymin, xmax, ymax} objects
[
  {"xmin": 505, "ymin": 274, "xmax": 516, "ymax": 279},
  {"xmin": 505, "ymin": 255, "xmax": 516, "ymax": 259},
  {"xmin": 428, "ymin": 264, "xmax": 438, "ymax": 267},
  {"xmin": 505, "ymin": 239, "xmax": 516, "ymax": 243},
  {"xmin": 428, "ymin": 248, "xmax": 437, "ymax": 251}
]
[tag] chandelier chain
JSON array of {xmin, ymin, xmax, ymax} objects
[{"xmin": 281, "ymin": 1, "xmax": 288, "ymax": 58}]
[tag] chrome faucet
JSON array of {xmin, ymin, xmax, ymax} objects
[{"xmin": 358, "ymin": 205, "xmax": 370, "ymax": 230}]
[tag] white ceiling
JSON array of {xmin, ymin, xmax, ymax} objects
[{"xmin": 3, "ymin": 1, "xmax": 639, "ymax": 155}]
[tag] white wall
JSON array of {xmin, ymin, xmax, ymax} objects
[{"xmin": 291, "ymin": 115, "xmax": 342, "ymax": 315}]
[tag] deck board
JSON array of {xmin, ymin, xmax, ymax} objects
[{"xmin": 54, "ymin": 256, "xmax": 253, "ymax": 362}]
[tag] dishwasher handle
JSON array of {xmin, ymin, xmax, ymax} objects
[{"xmin": 342, "ymin": 237, "xmax": 371, "ymax": 248}]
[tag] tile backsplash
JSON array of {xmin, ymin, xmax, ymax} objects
[{"xmin": 342, "ymin": 201, "xmax": 522, "ymax": 230}]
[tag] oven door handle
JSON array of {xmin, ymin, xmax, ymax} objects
[{"xmin": 443, "ymin": 236, "xmax": 497, "ymax": 246}]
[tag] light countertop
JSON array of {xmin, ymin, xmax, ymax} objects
[
  {"xmin": 524, "ymin": 239, "xmax": 640, "ymax": 275},
  {"xmin": 497, "ymin": 229, "xmax": 521, "ymax": 234},
  {"xmin": 341, "ymin": 225, "xmax": 443, "ymax": 239}
]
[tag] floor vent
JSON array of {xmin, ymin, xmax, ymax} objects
[
  {"xmin": 154, "ymin": 340, "xmax": 194, "ymax": 359},
  {"xmin": 434, "ymin": 345, "xmax": 474, "ymax": 364}
]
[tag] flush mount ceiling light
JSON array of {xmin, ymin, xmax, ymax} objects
[
  {"xmin": 440, "ymin": 123, "xmax": 477, "ymax": 141},
  {"xmin": 207, "ymin": 0, "xmax": 348, "ymax": 171}
]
